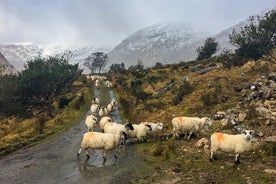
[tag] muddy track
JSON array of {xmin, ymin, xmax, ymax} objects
[{"xmin": 0, "ymin": 87, "xmax": 140, "ymax": 184}]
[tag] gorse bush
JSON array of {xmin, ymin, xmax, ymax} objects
[
  {"xmin": 200, "ymin": 85, "xmax": 222, "ymax": 106},
  {"xmin": 229, "ymin": 9, "xmax": 276, "ymax": 60},
  {"xmin": 174, "ymin": 81, "xmax": 194, "ymax": 105},
  {"xmin": 0, "ymin": 56, "xmax": 82, "ymax": 118}
]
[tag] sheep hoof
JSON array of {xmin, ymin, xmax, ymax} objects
[
  {"xmin": 114, "ymin": 155, "xmax": 118, "ymax": 159},
  {"xmin": 210, "ymin": 158, "xmax": 214, "ymax": 162},
  {"xmin": 86, "ymin": 155, "xmax": 90, "ymax": 159},
  {"xmin": 77, "ymin": 153, "xmax": 80, "ymax": 157},
  {"xmin": 234, "ymin": 160, "xmax": 240, "ymax": 165}
]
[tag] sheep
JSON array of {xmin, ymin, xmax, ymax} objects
[
  {"xmin": 77, "ymin": 131, "xmax": 128, "ymax": 162},
  {"xmin": 91, "ymin": 97, "xmax": 100, "ymax": 104},
  {"xmin": 140, "ymin": 122, "xmax": 163, "ymax": 138},
  {"xmin": 210, "ymin": 130, "xmax": 254, "ymax": 164},
  {"xmin": 172, "ymin": 116, "xmax": 212, "ymax": 140},
  {"xmin": 84, "ymin": 114, "xmax": 97, "ymax": 132},
  {"xmin": 127, "ymin": 124, "xmax": 152, "ymax": 142},
  {"xmin": 140, "ymin": 122, "xmax": 163, "ymax": 133},
  {"xmin": 103, "ymin": 122, "xmax": 134, "ymax": 137},
  {"xmin": 106, "ymin": 102, "xmax": 116, "ymax": 114},
  {"xmin": 95, "ymin": 79, "xmax": 100, "ymax": 88},
  {"xmin": 98, "ymin": 107, "xmax": 108, "ymax": 117},
  {"xmin": 106, "ymin": 80, "xmax": 112, "ymax": 88},
  {"xmin": 90, "ymin": 103, "xmax": 99, "ymax": 115},
  {"xmin": 99, "ymin": 116, "xmax": 112, "ymax": 130}
]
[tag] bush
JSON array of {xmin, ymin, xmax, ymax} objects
[
  {"xmin": 229, "ymin": 9, "xmax": 276, "ymax": 60},
  {"xmin": 200, "ymin": 85, "xmax": 222, "ymax": 106},
  {"xmin": 173, "ymin": 81, "xmax": 194, "ymax": 105}
]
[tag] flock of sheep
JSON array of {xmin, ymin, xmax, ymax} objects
[{"xmin": 78, "ymin": 75, "xmax": 255, "ymax": 165}]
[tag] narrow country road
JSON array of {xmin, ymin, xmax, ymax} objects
[{"xmin": 0, "ymin": 87, "xmax": 139, "ymax": 184}]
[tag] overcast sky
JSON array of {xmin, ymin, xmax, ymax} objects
[{"xmin": 0, "ymin": 0, "xmax": 275, "ymax": 49}]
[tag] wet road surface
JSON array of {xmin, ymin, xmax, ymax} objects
[{"xmin": 0, "ymin": 87, "xmax": 139, "ymax": 184}]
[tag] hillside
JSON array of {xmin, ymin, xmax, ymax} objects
[
  {"xmin": 108, "ymin": 22, "xmax": 209, "ymax": 68},
  {"xmin": 107, "ymin": 19, "xmax": 252, "ymax": 68},
  {"xmin": 112, "ymin": 56, "xmax": 276, "ymax": 183}
]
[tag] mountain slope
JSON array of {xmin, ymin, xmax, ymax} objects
[
  {"xmin": 108, "ymin": 22, "xmax": 209, "ymax": 68},
  {"xmin": 108, "ymin": 18, "xmax": 256, "ymax": 68},
  {"xmin": 0, "ymin": 42, "xmax": 104, "ymax": 73}
]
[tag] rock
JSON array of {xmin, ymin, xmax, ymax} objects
[
  {"xmin": 238, "ymin": 112, "xmax": 247, "ymax": 122},
  {"xmin": 256, "ymin": 132, "xmax": 264, "ymax": 137},
  {"xmin": 221, "ymin": 118, "xmax": 228, "ymax": 126},
  {"xmin": 195, "ymin": 138, "xmax": 209, "ymax": 148},
  {"xmin": 199, "ymin": 66, "xmax": 217, "ymax": 75},
  {"xmin": 264, "ymin": 136, "xmax": 276, "ymax": 143},
  {"xmin": 234, "ymin": 87, "xmax": 242, "ymax": 92},
  {"xmin": 265, "ymin": 119, "xmax": 271, "ymax": 125},
  {"xmin": 264, "ymin": 169, "xmax": 276, "ymax": 174}
]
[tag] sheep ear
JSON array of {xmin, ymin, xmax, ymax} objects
[
  {"xmin": 250, "ymin": 130, "xmax": 255, "ymax": 134},
  {"xmin": 241, "ymin": 129, "xmax": 246, "ymax": 134}
]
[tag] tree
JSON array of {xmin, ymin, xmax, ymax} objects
[
  {"xmin": 18, "ymin": 56, "xmax": 81, "ymax": 115},
  {"xmin": 84, "ymin": 52, "xmax": 109, "ymax": 74},
  {"xmin": 109, "ymin": 63, "xmax": 126, "ymax": 73},
  {"xmin": 84, "ymin": 55, "xmax": 97, "ymax": 74},
  {"xmin": 229, "ymin": 9, "xmax": 276, "ymax": 60},
  {"xmin": 196, "ymin": 37, "xmax": 218, "ymax": 60}
]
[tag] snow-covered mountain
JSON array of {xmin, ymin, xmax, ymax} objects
[
  {"xmin": 0, "ymin": 42, "xmax": 43, "ymax": 71},
  {"xmin": 108, "ymin": 22, "xmax": 210, "ymax": 68},
  {"xmin": 107, "ymin": 18, "xmax": 259, "ymax": 68},
  {"xmin": 0, "ymin": 42, "xmax": 106, "ymax": 73}
]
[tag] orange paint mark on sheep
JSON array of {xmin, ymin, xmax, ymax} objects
[
  {"xmin": 216, "ymin": 133, "xmax": 224, "ymax": 141},
  {"xmin": 177, "ymin": 117, "xmax": 182, "ymax": 125},
  {"xmin": 88, "ymin": 132, "xmax": 95, "ymax": 138}
]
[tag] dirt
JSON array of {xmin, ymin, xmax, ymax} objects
[{"xmin": 0, "ymin": 87, "xmax": 140, "ymax": 184}]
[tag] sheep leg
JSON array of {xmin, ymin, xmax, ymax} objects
[
  {"xmin": 187, "ymin": 130, "xmax": 193, "ymax": 141},
  {"xmin": 234, "ymin": 154, "xmax": 240, "ymax": 164},
  {"xmin": 77, "ymin": 148, "xmax": 82, "ymax": 157},
  {"xmin": 85, "ymin": 148, "xmax": 90, "ymax": 159},
  {"xmin": 103, "ymin": 151, "xmax": 107, "ymax": 162},
  {"xmin": 210, "ymin": 150, "xmax": 217, "ymax": 162}
]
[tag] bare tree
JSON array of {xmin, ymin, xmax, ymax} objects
[
  {"xmin": 84, "ymin": 52, "xmax": 109, "ymax": 74},
  {"xmin": 92, "ymin": 52, "xmax": 109, "ymax": 73},
  {"xmin": 84, "ymin": 55, "xmax": 97, "ymax": 74}
]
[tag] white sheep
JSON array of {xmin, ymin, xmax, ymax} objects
[
  {"xmin": 140, "ymin": 122, "xmax": 163, "ymax": 132},
  {"xmin": 91, "ymin": 97, "xmax": 100, "ymax": 104},
  {"xmin": 99, "ymin": 116, "xmax": 112, "ymax": 130},
  {"xmin": 95, "ymin": 79, "xmax": 100, "ymax": 88},
  {"xmin": 84, "ymin": 114, "xmax": 97, "ymax": 132},
  {"xmin": 140, "ymin": 122, "xmax": 163, "ymax": 138},
  {"xmin": 127, "ymin": 124, "xmax": 152, "ymax": 142},
  {"xmin": 210, "ymin": 130, "xmax": 254, "ymax": 164},
  {"xmin": 77, "ymin": 131, "xmax": 127, "ymax": 162},
  {"xmin": 90, "ymin": 103, "xmax": 99, "ymax": 115},
  {"xmin": 106, "ymin": 80, "xmax": 112, "ymax": 88},
  {"xmin": 98, "ymin": 107, "xmax": 108, "ymax": 117},
  {"xmin": 106, "ymin": 102, "xmax": 116, "ymax": 114},
  {"xmin": 172, "ymin": 116, "xmax": 212, "ymax": 140},
  {"xmin": 103, "ymin": 122, "xmax": 134, "ymax": 136}
]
